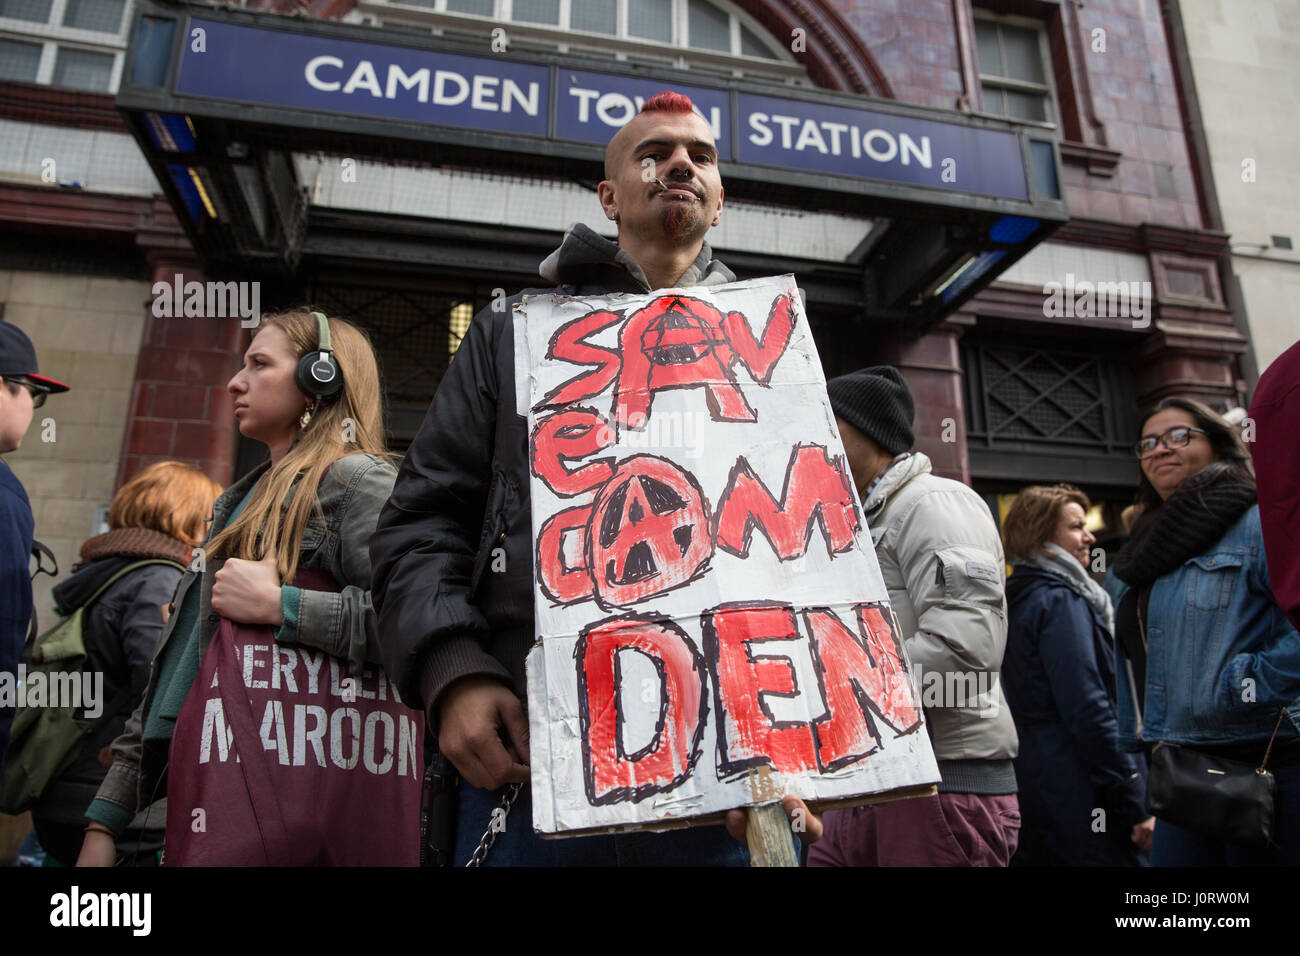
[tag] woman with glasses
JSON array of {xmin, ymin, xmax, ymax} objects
[{"xmin": 1110, "ymin": 397, "xmax": 1300, "ymax": 865}]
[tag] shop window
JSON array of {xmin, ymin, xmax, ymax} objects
[
  {"xmin": 364, "ymin": 0, "xmax": 798, "ymax": 80},
  {"xmin": 0, "ymin": 0, "xmax": 130, "ymax": 91},
  {"xmin": 973, "ymin": 12, "xmax": 1057, "ymax": 126}
]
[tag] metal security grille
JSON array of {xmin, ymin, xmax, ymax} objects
[
  {"xmin": 304, "ymin": 276, "xmax": 497, "ymax": 450},
  {"xmin": 963, "ymin": 341, "xmax": 1136, "ymax": 455}
]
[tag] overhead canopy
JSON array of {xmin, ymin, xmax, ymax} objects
[{"xmin": 118, "ymin": 0, "xmax": 1068, "ymax": 327}]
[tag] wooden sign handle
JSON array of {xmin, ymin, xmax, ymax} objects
[{"xmin": 745, "ymin": 802, "xmax": 799, "ymax": 867}]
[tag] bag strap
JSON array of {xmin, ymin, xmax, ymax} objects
[
  {"xmin": 1260, "ymin": 707, "xmax": 1290, "ymax": 772},
  {"xmin": 73, "ymin": 559, "xmax": 187, "ymax": 613},
  {"xmin": 28, "ymin": 559, "xmax": 186, "ymax": 665}
]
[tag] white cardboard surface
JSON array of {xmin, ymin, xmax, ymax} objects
[{"xmin": 516, "ymin": 274, "xmax": 941, "ymax": 835}]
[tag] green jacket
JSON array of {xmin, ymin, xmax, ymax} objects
[{"xmin": 87, "ymin": 453, "xmax": 397, "ymax": 834}]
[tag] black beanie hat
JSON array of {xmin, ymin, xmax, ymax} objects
[{"xmin": 826, "ymin": 366, "xmax": 915, "ymax": 456}]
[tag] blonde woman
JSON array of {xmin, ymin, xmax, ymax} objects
[{"xmin": 78, "ymin": 309, "xmax": 414, "ymax": 866}]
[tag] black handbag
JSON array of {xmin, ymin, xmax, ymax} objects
[
  {"xmin": 419, "ymin": 752, "xmax": 460, "ymax": 867},
  {"xmin": 1146, "ymin": 709, "xmax": 1288, "ymax": 851}
]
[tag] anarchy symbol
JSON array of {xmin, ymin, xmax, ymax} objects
[{"xmin": 588, "ymin": 455, "xmax": 713, "ymax": 608}]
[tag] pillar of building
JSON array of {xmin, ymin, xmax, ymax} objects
[
  {"xmin": 878, "ymin": 320, "xmax": 971, "ymax": 484},
  {"xmin": 116, "ymin": 201, "xmax": 244, "ymax": 488}
]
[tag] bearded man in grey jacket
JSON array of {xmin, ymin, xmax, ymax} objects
[{"xmin": 809, "ymin": 366, "xmax": 1021, "ymax": 866}]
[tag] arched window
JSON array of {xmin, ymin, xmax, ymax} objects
[{"xmin": 352, "ymin": 0, "xmax": 810, "ymax": 85}]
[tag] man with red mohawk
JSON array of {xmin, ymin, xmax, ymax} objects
[{"xmin": 372, "ymin": 92, "xmax": 817, "ymax": 865}]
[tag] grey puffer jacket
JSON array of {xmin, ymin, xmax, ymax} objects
[
  {"xmin": 90, "ymin": 452, "xmax": 397, "ymax": 830},
  {"xmin": 863, "ymin": 451, "xmax": 1019, "ymax": 793},
  {"xmin": 371, "ymin": 223, "xmax": 737, "ymax": 729}
]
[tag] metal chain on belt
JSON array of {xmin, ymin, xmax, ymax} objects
[{"xmin": 464, "ymin": 782, "xmax": 522, "ymax": 868}]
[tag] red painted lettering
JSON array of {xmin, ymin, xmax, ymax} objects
[
  {"xmin": 536, "ymin": 309, "xmax": 624, "ymax": 409},
  {"xmin": 588, "ymin": 456, "xmax": 713, "ymax": 608},
  {"xmin": 702, "ymin": 601, "xmax": 819, "ymax": 778},
  {"xmin": 530, "ymin": 408, "xmax": 616, "ymax": 497},
  {"xmin": 615, "ymin": 295, "xmax": 754, "ymax": 428},
  {"xmin": 536, "ymin": 504, "xmax": 593, "ymax": 604},
  {"xmin": 804, "ymin": 604, "xmax": 921, "ymax": 772},
  {"xmin": 714, "ymin": 444, "xmax": 860, "ymax": 561},
  {"xmin": 578, "ymin": 614, "xmax": 706, "ymax": 804},
  {"xmin": 720, "ymin": 292, "xmax": 796, "ymax": 385}
]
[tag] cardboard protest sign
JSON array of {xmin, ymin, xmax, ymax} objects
[{"xmin": 515, "ymin": 274, "xmax": 940, "ymax": 836}]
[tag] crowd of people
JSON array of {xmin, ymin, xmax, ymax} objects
[{"xmin": 1, "ymin": 90, "xmax": 1297, "ymax": 868}]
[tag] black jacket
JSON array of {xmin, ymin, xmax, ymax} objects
[
  {"xmin": 371, "ymin": 224, "xmax": 736, "ymax": 728},
  {"xmin": 1002, "ymin": 564, "xmax": 1147, "ymax": 865},
  {"xmin": 34, "ymin": 530, "xmax": 185, "ymax": 826}
]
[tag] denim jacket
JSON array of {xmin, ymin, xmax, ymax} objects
[
  {"xmin": 90, "ymin": 453, "xmax": 397, "ymax": 830},
  {"xmin": 1111, "ymin": 505, "xmax": 1300, "ymax": 752}
]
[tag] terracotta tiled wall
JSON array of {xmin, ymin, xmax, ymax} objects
[
  {"xmin": 827, "ymin": 0, "xmax": 1203, "ymax": 230},
  {"xmin": 117, "ymin": 264, "xmax": 243, "ymax": 488}
]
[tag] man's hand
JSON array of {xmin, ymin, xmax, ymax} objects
[
  {"xmin": 724, "ymin": 795, "xmax": 823, "ymax": 845},
  {"xmin": 438, "ymin": 676, "xmax": 531, "ymax": 791},
  {"xmin": 76, "ymin": 829, "xmax": 117, "ymax": 867},
  {"xmin": 1131, "ymin": 816, "xmax": 1155, "ymax": 853},
  {"xmin": 211, "ymin": 554, "xmax": 283, "ymax": 625}
]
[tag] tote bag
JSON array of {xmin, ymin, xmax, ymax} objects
[{"xmin": 163, "ymin": 568, "xmax": 424, "ymax": 865}]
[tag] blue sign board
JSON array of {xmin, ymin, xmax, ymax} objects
[
  {"xmin": 176, "ymin": 19, "xmax": 550, "ymax": 137},
  {"xmin": 170, "ymin": 19, "xmax": 1030, "ymax": 201},
  {"xmin": 737, "ymin": 92, "xmax": 1027, "ymax": 201},
  {"xmin": 555, "ymin": 69, "xmax": 730, "ymax": 149}
]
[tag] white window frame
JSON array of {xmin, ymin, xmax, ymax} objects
[
  {"xmin": 0, "ymin": 0, "xmax": 131, "ymax": 91},
  {"xmin": 355, "ymin": 0, "xmax": 807, "ymax": 83},
  {"xmin": 971, "ymin": 10, "xmax": 1059, "ymax": 131}
]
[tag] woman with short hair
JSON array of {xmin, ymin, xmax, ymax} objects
[
  {"xmin": 32, "ymin": 461, "xmax": 221, "ymax": 866},
  {"xmin": 1002, "ymin": 483, "xmax": 1153, "ymax": 865}
]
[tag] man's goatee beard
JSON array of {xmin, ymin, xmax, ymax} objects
[{"xmin": 661, "ymin": 205, "xmax": 702, "ymax": 241}]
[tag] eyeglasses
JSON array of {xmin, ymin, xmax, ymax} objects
[
  {"xmin": 1134, "ymin": 425, "xmax": 1207, "ymax": 459},
  {"xmin": 3, "ymin": 377, "xmax": 48, "ymax": 409}
]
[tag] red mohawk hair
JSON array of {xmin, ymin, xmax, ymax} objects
[{"xmin": 641, "ymin": 90, "xmax": 695, "ymax": 114}]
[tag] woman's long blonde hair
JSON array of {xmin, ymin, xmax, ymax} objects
[{"xmin": 205, "ymin": 308, "xmax": 392, "ymax": 583}]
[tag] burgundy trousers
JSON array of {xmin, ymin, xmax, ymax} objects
[{"xmin": 808, "ymin": 792, "xmax": 1021, "ymax": 867}]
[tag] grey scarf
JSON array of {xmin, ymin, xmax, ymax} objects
[{"xmin": 1020, "ymin": 542, "xmax": 1115, "ymax": 634}]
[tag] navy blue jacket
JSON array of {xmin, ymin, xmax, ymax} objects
[
  {"xmin": 1003, "ymin": 564, "xmax": 1147, "ymax": 865},
  {"xmin": 0, "ymin": 459, "xmax": 33, "ymax": 771}
]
